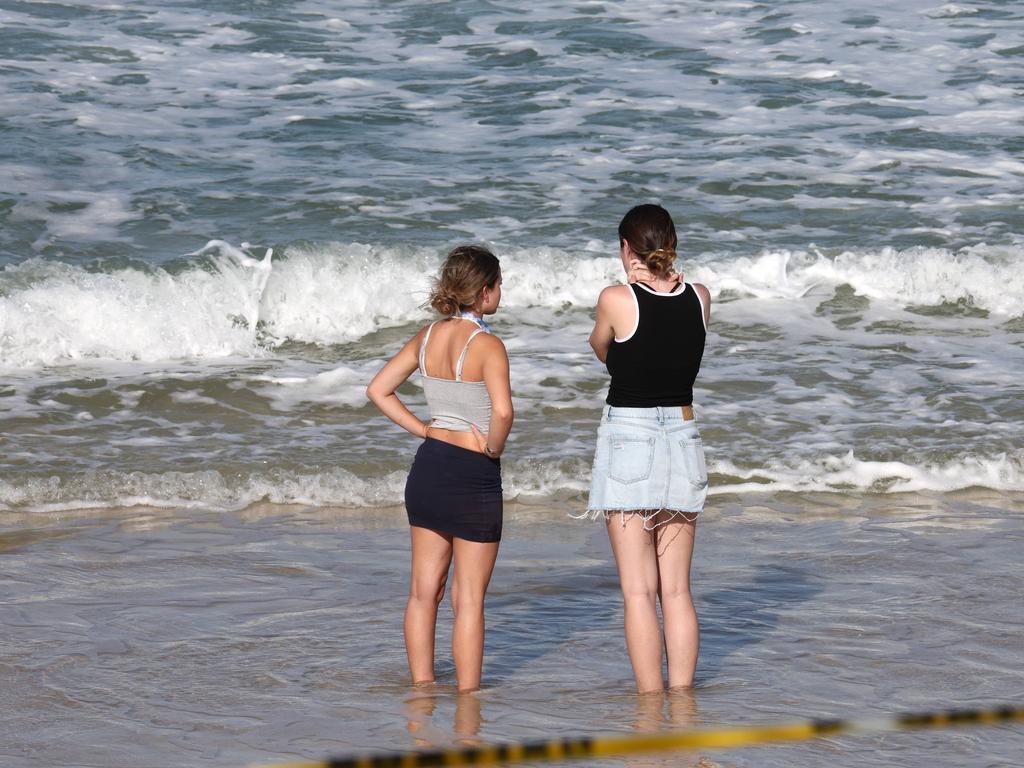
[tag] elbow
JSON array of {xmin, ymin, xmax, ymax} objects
[
  {"xmin": 365, "ymin": 383, "xmax": 382, "ymax": 407},
  {"xmin": 493, "ymin": 403, "xmax": 514, "ymax": 425}
]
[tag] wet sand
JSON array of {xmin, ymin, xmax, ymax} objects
[{"xmin": 1, "ymin": 491, "xmax": 1022, "ymax": 768}]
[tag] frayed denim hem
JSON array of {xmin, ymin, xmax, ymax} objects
[{"xmin": 570, "ymin": 507, "xmax": 700, "ymax": 531}]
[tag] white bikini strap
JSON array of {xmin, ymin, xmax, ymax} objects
[
  {"xmin": 419, "ymin": 322, "xmax": 439, "ymax": 373},
  {"xmin": 455, "ymin": 328, "xmax": 485, "ymax": 381}
]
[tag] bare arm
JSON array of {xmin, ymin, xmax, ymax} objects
[
  {"xmin": 472, "ymin": 335, "xmax": 513, "ymax": 457},
  {"xmin": 365, "ymin": 328, "xmax": 430, "ymax": 438},
  {"xmin": 589, "ymin": 285, "xmax": 632, "ymax": 363},
  {"xmin": 692, "ymin": 282, "xmax": 712, "ymax": 327}
]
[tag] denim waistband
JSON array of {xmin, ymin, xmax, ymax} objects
[{"xmin": 602, "ymin": 405, "xmax": 696, "ymax": 424}]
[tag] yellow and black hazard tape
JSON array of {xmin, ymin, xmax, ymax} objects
[{"xmin": 263, "ymin": 704, "xmax": 1024, "ymax": 768}]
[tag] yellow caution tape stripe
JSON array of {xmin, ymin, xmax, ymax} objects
[{"xmin": 261, "ymin": 704, "xmax": 1024, "ymax": 768}]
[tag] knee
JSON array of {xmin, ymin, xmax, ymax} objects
[
  {"xmin": 659, "ymin": 583, "xmax": 693, "ymax": 603},
  {"xmin": 410, "ymin": 576, "xmax": 447, "ymax": 606},
  {"xmin": 452, "ymin": 585, "xmax": 485, "ymax": 616},
  {"xmin": 620, "ymin": 581, "xmax": 658, "ymax": 606}
]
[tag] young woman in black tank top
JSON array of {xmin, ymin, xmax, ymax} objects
[{"xmin": 578, "ymin": 204, "xmax": 712, "ymax": 693}]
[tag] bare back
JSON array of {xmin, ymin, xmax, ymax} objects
[
  {"xmin": 420, "ymin": 318, "xmax": 489, "ymax": 382},
  {"xmin": 420, "ymin": 318, "xmax": 510, "ymax": 453}
]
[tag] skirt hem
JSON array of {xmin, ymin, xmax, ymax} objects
[{"xmin": 571, "ymin": 507, "xmax": 700, "ymax": 531}]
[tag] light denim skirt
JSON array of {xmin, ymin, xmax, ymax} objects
[{"xmin": 582, "ymin": 405, "xmax": 708, "ymax": 525}]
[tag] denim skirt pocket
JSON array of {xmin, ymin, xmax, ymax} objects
[
  {"xmin": 607, "ymin": 435, "xmax": 656, "ymax": 484},
  {"xmin": 678, "ymin": 436, "xmax": 708, "ymax": 489}
]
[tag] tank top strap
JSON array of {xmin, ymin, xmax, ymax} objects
[
  {"xmin": 419, "ymin": 321, "xmax": 440, "ymax": 374},
  {"xmin": 455, "ymin": 328, "xmax": 486, "ymax": 381}
]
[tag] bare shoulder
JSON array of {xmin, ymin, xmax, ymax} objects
[
  {"xmin": 598, "ymin": 283, "xmax": 633, "ymax": 307},
  {"xmin": 690, "ymin": 282, "xmax": 712, "ymax": 325},
  {"xmin": 474, "ymin": 332, "xmax": 508, "ymax": 356},
  {"xmin": 471, "ymin": 333, "xmax": 509, "ymax": 377}
]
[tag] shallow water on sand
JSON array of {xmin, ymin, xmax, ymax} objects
[{"xmin": 2, "ymin": 491, "xmax": 1022, "ymax": 767}]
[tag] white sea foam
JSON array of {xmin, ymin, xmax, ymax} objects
[
  {"xmin": 1, "ymin": 241, "xmax": 1020, "ymax": 367},
  {"xmin": 928, "ymin": 4, "xmax": 978, "ymax": 19},
  {"xmin": 2, "ymin": 1, "xmax": 1022, "ymax": 523},
  {"xmin": 693, "ymin": 245, "xmax": 1024, "ymax": 315},
  {"xmin": 251, "ymin": 363, "xmax": 380, "ymax": 410},
  {"xmin": 2, "ymin": 449, "xmax": 1019, "ymax": 513},
  {"xmin": 713, "ymin": 450, "xmax": 1024, "ymax": 495},
  {"xmin": 0, "ymin": 467, "xmax": 408, "ymax": 513},
  {"xmin": 0, "ymin": 243, "xmax": 269, "ymax": 366}
]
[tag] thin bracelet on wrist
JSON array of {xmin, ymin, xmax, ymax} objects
[{"xmin": 484, "ymin": 445, "xmax": 499, "ymax": 458}]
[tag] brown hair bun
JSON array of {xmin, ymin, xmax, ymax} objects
[{"xmin": 427, "ymin": 245, "xmax": 501, "ymax": 316}]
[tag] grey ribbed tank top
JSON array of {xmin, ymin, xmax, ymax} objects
[{"xmin": 419, "ymin": 320, "xmax": 493, "ymax": 432}]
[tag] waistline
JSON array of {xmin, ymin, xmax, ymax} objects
[{"xmin": 602, "ymin": 404, "xmax": 695, "ymax": 423}]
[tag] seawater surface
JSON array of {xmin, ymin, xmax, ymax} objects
[
  {"xmin": 2, "ymin": 1, "xmax": 1023, "ymax": 511},
  {"xmin": 2, "ymin": 495, "xmax": 1023, "ymax": 768},
  {"xmin": 1, "ymin": 1, "xmax": 1023, "ymax": 766},
  {"xmin": 3, "ymin": 0, "xmax": 1024, "ymax": 258}
]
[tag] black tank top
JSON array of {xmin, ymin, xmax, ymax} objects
[{"xmin": 605, "ymin": 282, "xmax": 706, "ymax": 407}]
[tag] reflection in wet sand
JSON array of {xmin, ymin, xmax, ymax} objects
[
  {"xmin": 404, "ymin": 688, "xmax": 438, "ymax": 748},
  {"xmin": 627, "ymin": 689, "xmax": 720, "ymax": 768},
  {"xmin": 404, "ymin": 687, "xmax": 481, "ymax": 750},
  {"xmin": 454, "ymin": 692, "xmax": 482, "ymax": 746}
]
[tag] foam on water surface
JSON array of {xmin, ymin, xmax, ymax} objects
[
  {"xmin": 3, "ymin": 1, "xmax": 1024, "ymax": 258},
  {"xmin": 2, "ymin": 0, "xmax": 1023, "ymax": 510},
  {"xmin": 1, "ymin": 5, "xmax": 1022, "ymax": 765},
  {"xmin": 1, "ymin": 241, "xmax": 1020, "ymax": 366}
]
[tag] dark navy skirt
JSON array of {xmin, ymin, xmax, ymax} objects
[{"xmin": 405, "ymin": 437, "xmax": 503, "ymax": 543}]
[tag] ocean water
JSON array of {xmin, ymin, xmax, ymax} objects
[
  {"xmin": 3, "ymin": 498, "xmax": 1023, "ymax": 768},
  {"xmin": 2, "ymin": 0, "xmax": 1023, "ymax": 510},
  {"xmin": 2, "ymin": 1, "xmax": 1023, "ymax": 765}
]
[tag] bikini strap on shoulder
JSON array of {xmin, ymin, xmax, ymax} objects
[
  {"xmin": 419, "ymin": 321, "xmax": 439, "ymax": 373},
  {"xmin": 455, "ymin": 328, "xmax": 485, "ymax": 381}
]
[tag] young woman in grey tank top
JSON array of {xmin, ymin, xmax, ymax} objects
[{"xmin": 367, "ymin": 245, "xmax": 513, "ymax": 693}]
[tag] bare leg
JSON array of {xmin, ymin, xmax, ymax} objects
[
  {"xmin": 653, "ymin": 514, "xmax": 699, "ymax": 688},
  {"xmin": 606, "ymin": 513, "xmax": 664, "ymax": 693},
  {"xmin": 405, "ymin": 526, "xmax": 453, "ymax": 684},
  {"xmin": 450, "ymin": 537, "xmax": 500, "ymax": 692}
]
